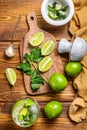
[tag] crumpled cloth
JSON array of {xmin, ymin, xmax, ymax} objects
[
  {"xmin": 69, "ymin": 55, "xmax": 87, "ymax": 122},
  {"xmin": 69, "ymin": 0, "xmax": 87, "ymax": 123},
  {"xmin": 69, "ymin": 97, "xmax": 87, "ymax": 123},
  {"xmin": 69, "ymin": 0, "xmax": 87, "ymax": 41},
  {"xmin": 74, "ymin": 55, "xmax": 87, "ymax": 101}
]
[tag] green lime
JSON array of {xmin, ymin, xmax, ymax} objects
[
  {"xmin": 49, "ymin": 73, "xmax": 67, "ymax": 92},
  {"xmin": 6, "ymin": 68, "xmax": 16, "ymax": 86},
  {"xmin": 65, "ymin": 62, "xmax": 82, "ymax": 77},
  {"xmin": 38, "ymin": 56, "xmax": 53, "ymax": 72},
  {"xmin": 44, "ymin": 100, "xmax": 63, "ymax": 119},
  {"xmin": 41, "ymin": 40, "xmax": 55, "ymax": 56},
  {"xmin": 29, "ymin": 32, "xmax": 44, "ymax": 46}
]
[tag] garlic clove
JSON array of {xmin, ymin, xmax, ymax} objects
[
  {"xmin": 70, "ymin": 37, "xmax": 87, "ymax": 61},
  {"xmin": 58, "ymin": 38, "xmax": 72, "ymax": 53},
  {"xmin": 5, "ymin": 44, "xmax": 15, "ymax": 58}
]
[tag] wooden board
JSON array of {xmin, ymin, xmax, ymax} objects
[{"xmin": 20, "ymin": 12, "xmax": 64, "ymax": 95}]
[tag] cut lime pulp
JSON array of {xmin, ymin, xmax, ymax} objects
[
  {"xmin": 41, "ymin": 40, "xmax": 55, "ymax": 56},
  {"xmin": 6, "ymin": 68, "xmax": 16, "ymax": 86},
  {"xmin": 29, "ymin": 32, "xmax": 44, "ymax": 46},
  {"xmin": 38, "ymin": 56, "xmax": 53, "ymax": 72}
]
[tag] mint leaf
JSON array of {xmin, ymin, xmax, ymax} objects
[
  {"xmin": 30, "ymin": 70, "xmax": 44, "ymax": 91},
  {"xmin": 30, "ymin": 48, "xmax": 43, "ymax": 62},
  {"xmin": 17, "ymin": 62, "xmax": 31, "ymax": 72},
  {"xmin": 26, "ymin": 70, "xmax": 34, "ymax": 76},
  {"xmin": 24, "ymin": 48, "xmax": 43, "ymax": 63},
  {"xmin": 48, "ymin": 5, "xmax": 57, "ymax": 14},
  {"xmin": 31, "ymin": 76, "xmax": 44, "ymax": 84},
  {"xmin": 24, "ymin": 53, "xmax": 33, "ymax": 62},
  {"xmin": 31, "ymin": 83, "xmax": 40, "ymax": 92}
]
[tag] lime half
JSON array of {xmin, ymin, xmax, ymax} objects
[
  {"xmin": 6, "ymin": 68, "xmax": 16, "ymax": 86},
  {"xmin": 38, "ymin": 56, "xmax": 53, "ymax": 72},
  {"xmin": 29, "ymin": 32, "xmax": 44, "ymax": 46},
  {"xmin": 41, "ymin": 40, "xmax": 55, "ymax": 56}
]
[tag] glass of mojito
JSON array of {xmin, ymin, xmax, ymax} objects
[{"xmin": 12, "ymin": 97, "xmax": 40, "ymax": 127}]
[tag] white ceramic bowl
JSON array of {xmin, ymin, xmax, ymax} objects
[{"xmin": 41, "ymin": 0, "xmax": 74, "ymax": 26}]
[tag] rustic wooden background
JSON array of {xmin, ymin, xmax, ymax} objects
[{"xmin": 0, "ymin": 0, "xmax": 87, "ymax": 130}]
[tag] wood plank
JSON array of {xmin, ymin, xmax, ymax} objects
[
  {"xmin": 0, "ymin": 102, "xmax": 87, "ymax": 130},
  {"xmin": 0, "ymin": 0, "xmax": 71, "ymax": 41}
]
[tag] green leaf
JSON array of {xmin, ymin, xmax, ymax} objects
[
  {"xmin": 24, "ymin": 53, "xmax": 33, "ymax": 62},
  {"xmin": 17, "ymin": 62, "xmax": 31, "ymax": 72},
  {"xmin": 31, "ymin": 70, "xmax": 37, "ymax": 78},
  {"xmin": 30, "ymin": 71, "xmax": 44, "ymax": 91},
  {"xmin": 23, "ymin": 114, "xmax": 30, "ymax": 121},
  {"xmin": 26, "ymin": 70, "xmax": 34, "ymax": 76},
  {"xmin": 31, "ymin": 76, "xmax": 44, "ymax": 84},
  {"xmin": 30, "ymin": 48, "xmax": 43, "ymax": 62},
  {"xmin": 47, "ymin": 5, "xmax": 57, "ymax": 14},
  {"xmin": 31, "ymin": 83, "xmax": 40, "ymax": 92}
]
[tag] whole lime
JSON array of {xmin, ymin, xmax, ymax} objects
[
  {"xmin": 65, "ymin": 61, "xmax": 82, "ymax": 77},
  {"xmin": 49, "ymin": 73, "xmax": 67, "ymax": 92},
  {"xmin": 44, "ymin": 100, "xmax": 63, "ymax": 119}
]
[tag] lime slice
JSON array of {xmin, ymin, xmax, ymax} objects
[
  {"xmin": 29, "ymin": 32, "xmax": 44, "ymax": 46},
  {"xmin": 12, "ymin": 100, "xmax": 25, "ymax": 123},
  {"xmin": 38, "ymin": 56, "xmax": 53, "ymax": 72},
  {"xmin": 41, "ymin": 40, "xmax": 55, "ymax": 56},
  {"xmin": 48, "ymin": 12, "xmax": 58, "ymax": 20},
  {"xmin": 12, "ymin": 100, "xmax": 24, "ymax": 113},
  {"xmin": 6, "ymin": 68, "xmax": 16, "ymax": 86}
]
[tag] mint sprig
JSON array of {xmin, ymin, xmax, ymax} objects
[{"xmin": 17, "ymin": 47, "xmax": 46, "ymax": 91}]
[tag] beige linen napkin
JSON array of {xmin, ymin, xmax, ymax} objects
[
  {"xmin": 69, "ymin": 55, "xmax": 87, "ymax": 122},
  {"xmin": 69, "ymin": 0, "xmax": 87, "ymax": 123},
  {"xmin": 69, "ymin": 0, "xmax": 87, "ymax": 41}
]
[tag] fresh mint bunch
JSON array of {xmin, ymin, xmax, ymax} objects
[{"xmin": 17, "ymin": 47, "xmax": 44, "ymax": 91}]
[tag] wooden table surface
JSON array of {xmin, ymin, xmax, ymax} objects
[{"xmin": 0, "ymin": 0, "xmax": 87, "ymax": 130}]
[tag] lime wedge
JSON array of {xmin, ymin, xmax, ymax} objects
[
  {"xmin": 48, "ymin": 12, "xmax": 58, "ymax": 20},
  {"xmin": 29, "ymin": 32, "xmax": 44, "ymax": 46},
  {"xmin": 41, "ymin": 40, "xmax": 55, "ymax": 56},
  {"xmin": 38, "ymin": 56, "xmax": 53, "ymax": 72},
  {"xmin": 6, "ymin": 68, "xmax": 16, "ymax": 86}
]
